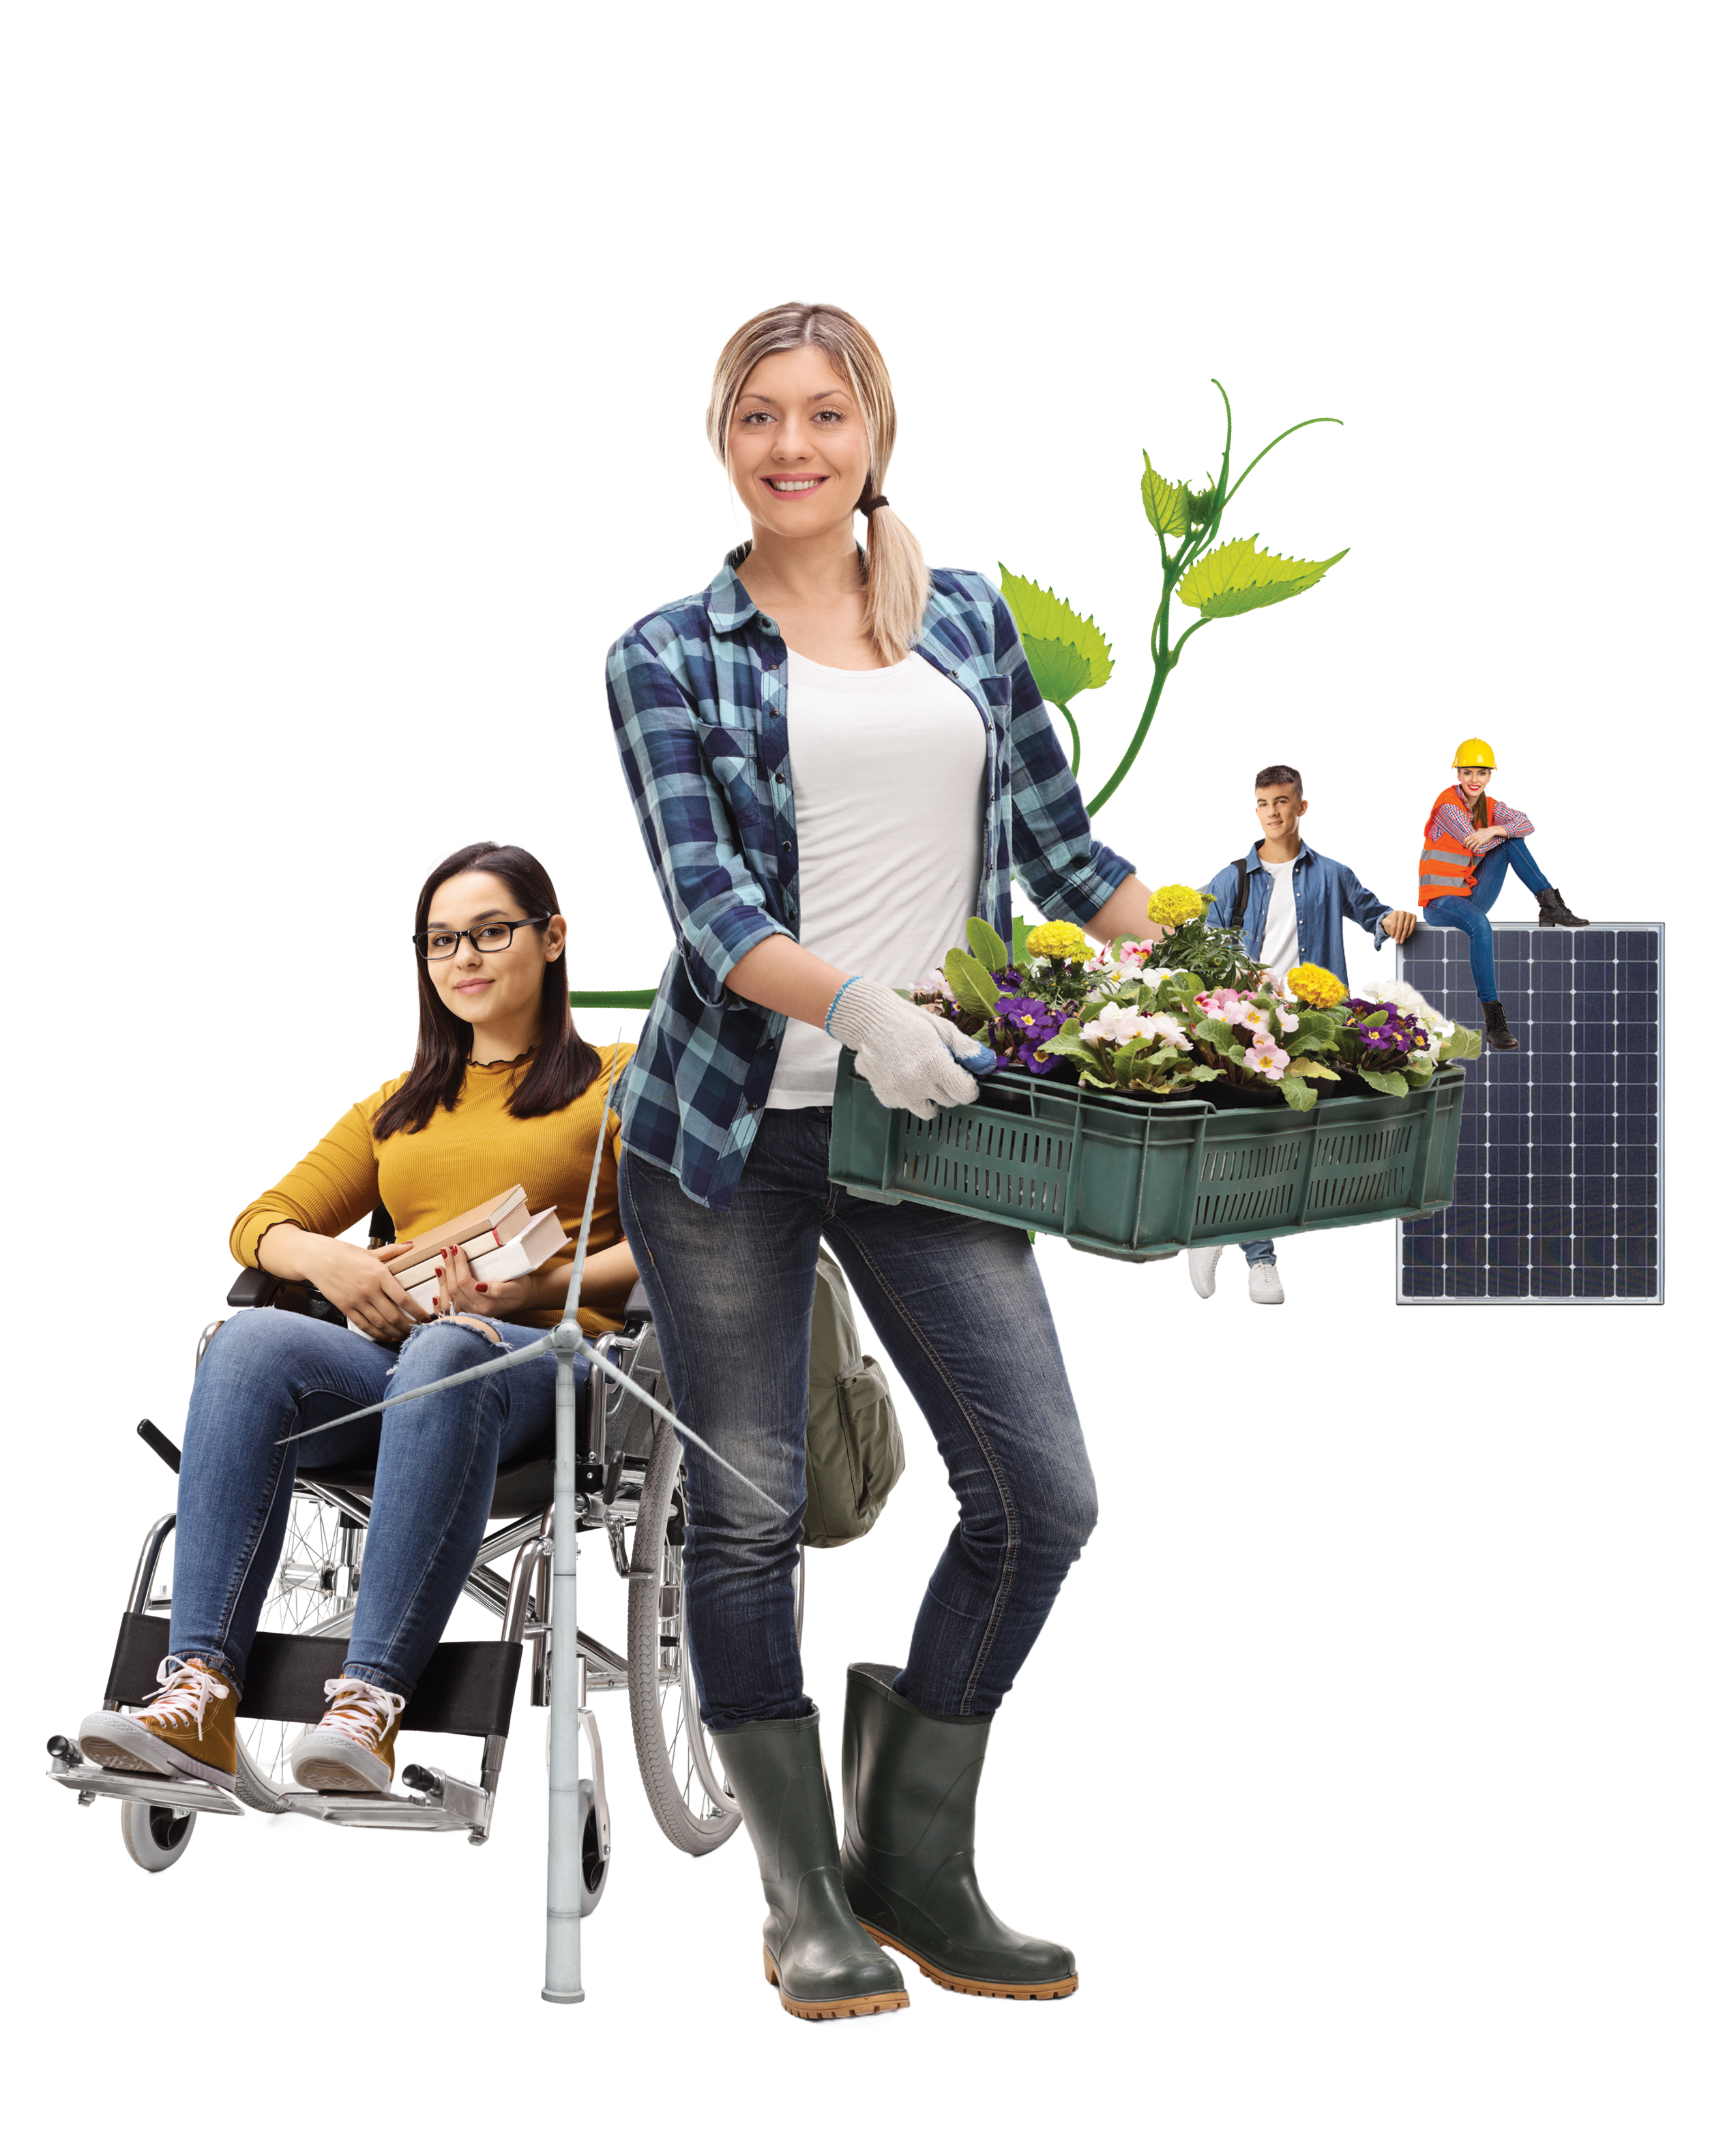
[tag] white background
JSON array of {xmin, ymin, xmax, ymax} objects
[{"xmin": 3, "ymin": 4, "xmax": 1700, "ymax": 2150}]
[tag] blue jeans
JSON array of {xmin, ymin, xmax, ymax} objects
[
  {"xmin": 1240, "ymin": 1240, "xmax": 1276, "ymax": 1266},
  {"xmin": 1422, "ymin": 836, "xmax": 1552, "ymax": 1002},
  {"xmin": 170, "ymin": 1308, "xmax": 577, "ymax": 1697},
  {"xmin": 617, "ymin": 1107, "xmax": 1098, "ymax": 1728}
]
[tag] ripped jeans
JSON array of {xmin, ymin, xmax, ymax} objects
[{"xmin": 169, "ymin": 1308, "xmax": 578, "ymax": 1698}]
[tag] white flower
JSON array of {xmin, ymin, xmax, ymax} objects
[
  {"xmin": 911, "ymin": 970, "xmax": 952, "ymax": 999},
  {"xmin": 1079, "ymin": 1003, "xmax": 1145, "ymax": 1048},
  {"xmin": 1143, "ymin": 1010, "xmax": 1192, "ymax": 1050},
  {"xmin": 1138, "ymin": 966, "xmax": 1180, "ymax": 988}
]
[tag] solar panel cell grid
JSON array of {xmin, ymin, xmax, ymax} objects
[{"xmin": 1396, "ymin": 924, "xmax": 1664, "ymax": 1303}]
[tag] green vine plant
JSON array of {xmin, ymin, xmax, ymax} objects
[{"xmin": 1001, "ymin": 379, "xmax": 1346, "ymax": 823}]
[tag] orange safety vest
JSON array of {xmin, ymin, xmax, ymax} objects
[{"xmin": 1418, "ymin": 785, "xmax": 1485, "ymax": 906}]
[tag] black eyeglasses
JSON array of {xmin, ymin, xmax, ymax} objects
[{"xmin": 413, "ymin": 917, "xmax": 550, "ymax": 961}]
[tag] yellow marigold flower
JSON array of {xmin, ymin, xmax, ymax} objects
[
  {"xmin": 1287, "ymin": 962, "xmax": 1346, "ymax": 1009},
  {"xmin": 1025, "ymin": 920, "xmax": 1093, "ymax": 962},
  {"xmin": 1148, "ymin": 884, "xmax": 1209, "ymax": 930}
]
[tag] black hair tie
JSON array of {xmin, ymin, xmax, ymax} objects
[{"xmin": 858, "ymin": 494, "xmax": 889, "ymax": 516}]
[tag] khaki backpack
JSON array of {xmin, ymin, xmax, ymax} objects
[{"xmin": 804, "ymin": 1249, "xmax": 905, "ymax": 1549}]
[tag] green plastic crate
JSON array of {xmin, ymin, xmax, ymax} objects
[{"xmin": 827, "ymin": 1053, "xmax": 1465, "ymax": 1263}]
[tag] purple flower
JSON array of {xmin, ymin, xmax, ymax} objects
[{"xmin": 991, "ymin": 992, "xmax": 1068, "ymax": 1076}]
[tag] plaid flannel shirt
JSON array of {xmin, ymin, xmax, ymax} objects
[{"xmin": 606, "ymin": 549, "xmax": 1135, "ymax": 1209}]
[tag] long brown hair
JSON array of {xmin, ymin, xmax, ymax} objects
[
  {"xmin": 372, "ymin": 842, "xmax": 602, "ymax": 1140},
  {"xmin": 706, "ymin": 301, "xmax": 930, "ymax": 665}
]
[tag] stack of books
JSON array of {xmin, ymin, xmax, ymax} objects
[{"xmin": 389, "ymin": 1186, "xmax": 569, "ymax": 1316}]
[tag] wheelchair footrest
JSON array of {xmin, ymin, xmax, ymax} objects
[
  {"xmin": 264, "ymin": 1772, "xmax": 490, "ymax": 1833},
  {"xmin": 47, "ymin": 1760, "xmax": 243, "ymax": 1816}
]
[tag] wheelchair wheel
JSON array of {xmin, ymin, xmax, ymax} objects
[
  {"xmin": 237, "ymin": 1493, "xmax": 365, "ymax": 1788},
  {"xmin": 120, "ymin": 1799, "xmax": 196, "ymax": 1872},
  {"xmin": 626, "ymin": 1434, "xmax": 742, "ymax": 1855},
  {"xmin": 578, "ymin": 1778, "xmax": 608, "ymax": 1915}
]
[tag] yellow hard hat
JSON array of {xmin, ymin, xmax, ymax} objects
[{"xmin": 1452, "ymin": 737, "xmax": 1497, "ymax": 769}]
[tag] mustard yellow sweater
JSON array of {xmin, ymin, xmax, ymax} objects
[{"xmin": 231, "ymin": 1044, "xmax": 634, "ymax": 1333}]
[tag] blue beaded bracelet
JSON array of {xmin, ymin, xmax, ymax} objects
[{"xmin": 823, "ymin": 975, "xmax": 862, "ymax": 1036}]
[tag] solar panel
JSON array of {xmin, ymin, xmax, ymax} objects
[{"xmin": 1395, "ymin": 924, "xmax": 1664, "ymax": 1303}]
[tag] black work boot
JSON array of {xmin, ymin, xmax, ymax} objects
[
  {"xmin": 840, "ymin": 1663, "xmax": 1078, "ymax": 2000},
  {"xmin": 1481, "ymin": 999, "xmax": 1520, "ymax": 1050},
  {"xmin": 1536, "ymin": 887, "xmax": 1589, "ymax": 928},
  {"xmin": 713, "ymin": 1711, "xmax": 909, "ymax": 2020}
]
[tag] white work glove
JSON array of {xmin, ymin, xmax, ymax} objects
[{"xmin": 826, "ymin": 977, "xmax": 995, "ymax": 1119}]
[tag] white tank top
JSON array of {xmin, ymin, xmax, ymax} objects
[{"xmin": 767, "ymin": 646, "xmax": 988, "ymax": 1110}]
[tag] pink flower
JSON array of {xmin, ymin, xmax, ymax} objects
[
  {"xmin": 1243, "ymin": 1042, "xmax": 1291, "ymax": 1076},
  {"xmin": 1277, "ymin": 1007, "xmax": 1299, "ymax": 1033}
]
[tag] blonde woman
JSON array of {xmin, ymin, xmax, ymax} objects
[{"xmin": 606, "ymin": 302, "xmax": 1162, "ymax": 2019}]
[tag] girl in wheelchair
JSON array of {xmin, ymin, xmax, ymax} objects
[{"xmin": 78, "ymin": 841, "xmax": 636, "ymax": 1797}]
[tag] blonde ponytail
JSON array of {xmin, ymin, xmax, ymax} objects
[{"xmin": 707, "ymin": 302, "xmax": 931, "ymax": 664}]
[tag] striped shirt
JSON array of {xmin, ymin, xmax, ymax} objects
[
  {"xmin": 1426, "ymin": 791, "xmax": 1534, "ymax": 848},
  {"xmin": 605, "ymin": 549, "xmax": 1135, "ymax": 1209}
]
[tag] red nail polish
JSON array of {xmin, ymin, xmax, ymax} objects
[{"xmin": 476, "ymin": 1284, "xmax": 488, "ymax": 1293}]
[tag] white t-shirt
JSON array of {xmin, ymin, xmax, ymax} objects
[
  {"xmin": 767, "ymin": 647, "xmax": 987, "ymax": 1109},
  {"xmin": 1257, "ymin": 857, "xmax": 1300, "ymax": 979}
]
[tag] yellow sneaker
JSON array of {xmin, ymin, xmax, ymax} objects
[
  {"xmin": 289, "ymin": 1677, "xmax": 405, "ymax": 1794},
  {"xmin": 80, "ymin": 1657, "xmax": 237, "ymax": 1790}
]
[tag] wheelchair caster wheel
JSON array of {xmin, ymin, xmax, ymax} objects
[
  {"xmin": 120, "ymin": 1799, "xmax": 196, "ymax": 1873},
  {"xmin": 579, "ymin": 1779, "xmax": 607, "ymax": 1916}
]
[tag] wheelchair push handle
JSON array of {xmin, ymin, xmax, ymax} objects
[{"xmin": 137, "ymin": 1419, "xmax": 181, "ymax": 1475}]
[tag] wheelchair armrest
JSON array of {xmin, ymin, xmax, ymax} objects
[
  {"xmin": 228, "ymin": 1267, "xmax": 282, "ymax": 1308},
  {"xmin": 226, "ymin": 1269, "xmax": 347, "ymax": 1328},
  {"xmin": 623, "ymin": 1276, "xmax": 652, "ymax": 1322}
]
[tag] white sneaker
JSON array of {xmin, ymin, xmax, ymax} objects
[
  {"xmin": 1188, "ymin": 1247, "xmax": 1223, "ymax": 1298},
  {"xmin": 1247, "ymin": 1262, "xmax": 1285, "ymax": 1305}
]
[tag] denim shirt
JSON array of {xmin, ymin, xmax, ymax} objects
[
  {"xmin": 607, "ymin": 550, "xmax": 1135, "ymax": 1209},
  {"xmin": 1202, "ymin": 842, "xmax": 1393, "ymax": 986}
]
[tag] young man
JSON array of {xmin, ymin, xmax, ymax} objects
[{"xmin": 1192, "ymin": 764, "xmax": 1416, "ymax": 1307}]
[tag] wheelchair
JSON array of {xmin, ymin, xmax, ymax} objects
[{"xmin": 48, "ymin": 1205, "xmax": 806, "ymax": 1895}]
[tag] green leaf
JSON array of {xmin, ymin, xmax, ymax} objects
[
  {"xmin": 1177, "ymin": 535, "xmax": 1348, "ymax": 620},
  {"xmin": 1438, "ymin": 1024, "xmax": 1484, "ymax": 1062},
  {"xmin": 1279, "ymin": 1075, "xmax": 1317, "ymax": 1112},
  {"xmin": 1024, "ymin": 636, "xmax": 1100, "ymax": 708},
  {"xmin": 1112, "ymin": 1041, "xmax": 1141, "ymax": 1082},
  {"xmin": 1142, "ymin": 452, "xmax": 1190, "ymax": 537},
  {"xmin": 1359, "ymin": 1067, "xmax": 1409, "ymax": 1097},
  {"xmin": 1288, "ymin": 1056, "xmax": 1339, "ymax": 1081},
  {"xmin": 997, "ymin": 565, "xmax": 1114, "ymax": 702},
  {"xmin": 964, "ymin": 917, "xmax": 1010, "ymax": 973},
  {"xmin": 945, "ymin": 948, "xmax": 1000, "ymax": 1020}
]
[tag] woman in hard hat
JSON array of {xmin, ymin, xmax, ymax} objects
[{"xmin": 1418, "ymin": 739, "xmax": 1587, "ymax": 1049}]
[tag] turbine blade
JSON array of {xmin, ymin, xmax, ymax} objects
[
  {"xmin": 273, "ymin": 1333, "xmax": 554, "ymax": 1443},
  {"xmin": 565, "ymin": 1043, "xmax": 621, "ymax": 1322},
  {"xmin": 595, "ymin": 1344, "xmax": 791, "ymax": 1521}
]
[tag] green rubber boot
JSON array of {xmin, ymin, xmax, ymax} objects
[
  {"xmin": 713, "ymin": 1711, "xmax": 909, "ymax": 2020},
  {"xmin": 840, "ymin": 1663, "xmax": 1078, "ymax": 2000}
]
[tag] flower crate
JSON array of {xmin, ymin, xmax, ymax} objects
[{"xmin": 827, "ymin": 1053, "xmax": 1465, "ymax": 1262}]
